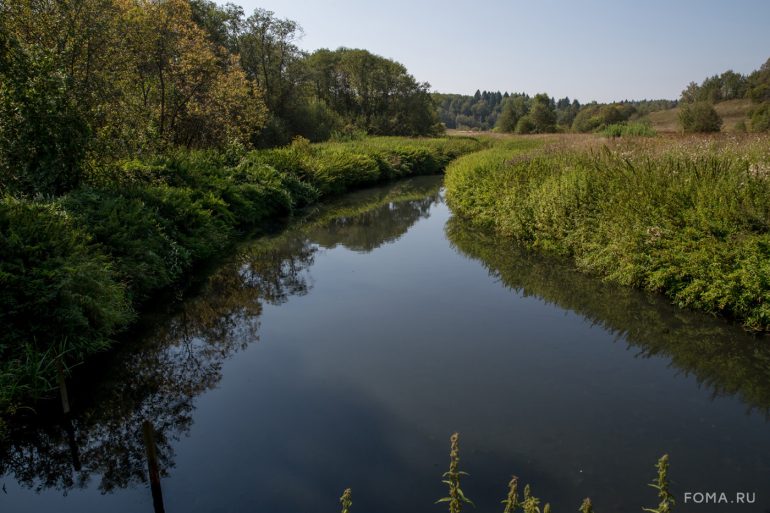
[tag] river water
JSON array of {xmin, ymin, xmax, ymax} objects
[{"xmin": 2, "ymin": 175, "xmax": 769, "ymax": 512}]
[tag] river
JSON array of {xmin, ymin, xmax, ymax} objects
[{"xmin": 1, "ymin": 175, "xmax": 769, "ymax": 512}]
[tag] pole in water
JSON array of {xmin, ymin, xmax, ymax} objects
[
  {"xmin": 142, "ymin": 420, "xmax": 166, "ymax": 513},
  {"xmin": 56, "ymin": 361, "xmax": 70, "ymax": 415},
  {"xmin": 63, "ymin": 416, "xmax": 82, "ymax": 471}
]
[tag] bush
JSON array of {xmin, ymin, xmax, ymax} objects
[
  {"xmin": 599, "ymin": 122, "xmax": 657, "ymax": 138},
  {"xmin": 62, "ymin": 189, "xmax": 189, "ymax": 302},
  {"xmin": 0, "ymin": 197, "xmax": 132, "ymax": 401},
  {"xmin": 515, "ymin": 116, "xmax": 536, "ymax": 134},
  {"xmin": 679, "ymin": 102, "xmax": 722, "ymax": 133},
  {"xmin": 750, "ymin": 102, "xmax": 770, "ymax": 132}
]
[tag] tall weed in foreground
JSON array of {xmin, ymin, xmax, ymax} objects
[
  {"xmin": 338, "ymin": 433, "xmax": 675, "ymax": 512},
  {"xmin": 643, "ymin": 455, "xmax": 675, "ymax": 513},
  {"xmin": 437, "ymin": 432, "xmax": 475, "ymax": 512}
]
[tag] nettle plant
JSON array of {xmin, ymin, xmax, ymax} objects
[{"xmin": 338, "ymin": 433, "xmax": 674, "ymax": 513}]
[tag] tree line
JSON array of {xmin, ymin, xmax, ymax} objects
[
  {"xmin": 0, "ymin": 0, "xmax": 441, "ymax": 197},
  {"xmin": 435, "ymin": 89, "xmax": 675, "ymax": 135},
  {"xmin": 679, "ymin": 58, "xmax": 770, "ymax": 133}
]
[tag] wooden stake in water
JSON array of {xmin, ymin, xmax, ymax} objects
[
  {"xmin": 142, "ymin": 421, "xmax": 166, "ymax": 513},
  {"xmin": 56, "ymin": 361, "xmax": 70, "ymax": 415}
]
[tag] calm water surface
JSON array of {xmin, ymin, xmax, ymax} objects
[{"xmin": 2, "ymin": 175, "xmax": 770, "ymax": 513}]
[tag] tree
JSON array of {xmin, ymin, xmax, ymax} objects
[
  {"xmin": 0, "ymin": 31, "xmax": 89, "ymax": 196},
  {"xmin": 239, "ymin": 8, "xmax": 305, "ymax": 118},
  {"xmin": 495, "ymin": 95, "xmax": 528, "ymax": 133},
  {"xmin": 529, "ymin": 93, "xmax": 556, "ymax": 133},
  {"xmin": 679, "ymin": 101, "xmax": 722, "ymax": 133},
  {"xmin": 305, "ymin": 48, "xmax": 440, "ymax": 136}
]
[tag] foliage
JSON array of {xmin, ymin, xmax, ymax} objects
[
  {"xmin": 572, "ymin": 103, "xmax": 637, "ymax": 133},
  {"xmin": 0, "ymin": 197, "xmax": 132, "ymax": 403},
  {"xmin": 678, "ymin": 102, "xmax": 722, "ymax": 132},
  {"xmin": 516, "ymin": 116, "xmax": 536, "ymax": 135},
  {"xmin": 750, "ymin": 102, "xmax": 770, "ymax": 132},
  {"xmin": 436, "ymin": 91, "xmax": 581, "ymax": 133},
  {"xmin": 340, "ymin": 488, "xmax": 352, "ymax": 513},
  {"xmin": 598, "ymin": 122, "xmax": 657, "ymax": 138},
  {"xmin": 445, "ymin": 137, "xmax": 770, "ymax": 330},
  {"xmin": 1, "ymin": 0, "xmax": 443, "ymax": 184},
  {"xmin": 436, "ymin": 433, "xmax": 474, "ymax": 513},
  {"xmin": 643, "ymin": 455, "xmax": 675, "ymax": 513},
  {"xmin": 306, "ymin": 48, "xmax": 442, "ymax": 137},
  {"xmin": 528, "ymin": 94, "xmax": 557, "ymax": 133},
  {"xmin": 0, "ymin": 136, "xmax": 481, "ymax": 413},
  {"xmin": 496, "ymin": 96, "xmax": 530, "ymax": 133},
  {"xmin": 0, "ymin": 31, "xmax": 89, "ymax": 196}
]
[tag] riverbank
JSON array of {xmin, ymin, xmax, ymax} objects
[
  {"xmin": 0, "ymin": 136, "xmax": 483, "ymax": 416},
  {"xmin": 445, "ymin": 134, "xmax": 770, "ymax": 331}
]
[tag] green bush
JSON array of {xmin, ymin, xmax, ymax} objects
[
  {"xmin": 679, "ymin": 102, "xmax": 722, "ymax": 133},
  {"xmin": 308, "ymin": 150, "xmax": 381, "ymax": 195},
  {"xmin": 0, "ymin": 197, "xmax": 132, "ymax": 402},
  {"xmin": 515, "ymin": 116, "xmax": 536, "ymax": 134},
  {"xmin": 62, "ymin": 189, "xmax": 189, "ymax": 302},
  {"xmin": 750, "ymin": 102, "xmax": 770, "ymax": 132},
  {"xmin": 599, "ymin": 122, "xmax": 657, "ymax": 137}
]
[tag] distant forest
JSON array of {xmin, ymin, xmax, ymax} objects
[
  {"xmin": 434, "ymin": 57, "xmax": 770, "ymax": 134},
  {"xmin": 433, "ymin": 91, "xmax": 675, "ymax": 132}
]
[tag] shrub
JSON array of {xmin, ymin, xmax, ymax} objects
[
  {"xmin": 0, "ymin": 197, "xmax": 131, "ymax": 400},
  {"xmin": 599, "ymin": 122, "xmax": 657, "ymax": 138},
  {"xmin": 679, "ymin": 102, "xmax": 722, "ymax": 133},
  {"xmin": 62, "ymin": 189, "xmax": 189, "ymax": 302},
  {"xmin": 750, "ymin": 102, "xmax": 770, "ymax": 132},
  {"xmin": 515, "ymin": 116, "xmax": 536, "ymax": 134}
]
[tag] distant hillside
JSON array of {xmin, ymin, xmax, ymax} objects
[{"xmin": 646, "ymin": 99, "xmax": 753, "ymax": 132}]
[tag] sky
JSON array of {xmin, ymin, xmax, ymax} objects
[{"xmin": 232, "ymin": 0, "xmax": 770, "ymax": 103}]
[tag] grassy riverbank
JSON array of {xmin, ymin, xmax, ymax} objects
[
  {"xmin": 0, "ymin": 136, "xmax": 482, "ymax": 415},
  {"xmin": 445, "ymin": 134, "xmax": 770, "ymax": 331}
]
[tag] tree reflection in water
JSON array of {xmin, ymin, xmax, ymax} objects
[
  {"xmin": 446, "ymin": 216, "xmax": 770, "ymax": 416},
  {"xmin": 0, "ymin": 176, "xmax": 442, "ymax": 499}
]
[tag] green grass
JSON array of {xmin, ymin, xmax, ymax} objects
[
  {"xmin": 0, "ymin": 136, "xmax": 483, "ymax": 415},
  {"xmin": 445, "ymin": 136, "xmax": 770, "ymax": 331},
  {"xmin": 598, "ymin": 121, "xmax": 657, "ymax": 138}
]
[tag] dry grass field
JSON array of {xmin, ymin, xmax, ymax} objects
[{"xmin": 646, "ymin": 99, "xmax": 754, "ymax": 132}]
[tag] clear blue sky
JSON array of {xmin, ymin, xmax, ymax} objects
[{"xmin": 233, "ymin": 0, "xmax": 770, "ymax": 103}]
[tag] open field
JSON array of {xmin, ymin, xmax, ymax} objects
[{"xmin": 646, "ymin": 99, "xmax": 754, "ymax": 132}]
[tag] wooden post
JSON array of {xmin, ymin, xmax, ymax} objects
[
  {"xmin": 56, "ymin": 361, "xmax": 70, "ymax": 415},
  {"xmin": 63, "ymin": 416, "xmax": 82, "ymax": 471},
  {"xmin": 142, "ymin": 421, "xmax": 166, "ymax": 513}
]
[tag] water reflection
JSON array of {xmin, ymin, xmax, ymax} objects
[
  {"xmin": 446, "ymin": 216, "xmax": 770, "ymax": 415},
  {"xmin": 0, "ymin": 177, "xmax": 442, "ymax": 500},
  {"xmin": 2, "ymin": 176, "xmax": 768, "ymax": 512}
]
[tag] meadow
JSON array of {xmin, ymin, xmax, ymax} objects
[{"xmin": 445, "ymin": 133, "xmax": 770, "ymax": 331}]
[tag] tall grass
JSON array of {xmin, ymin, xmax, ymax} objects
[{"xmin": 445, "ymin": 136, "xmax": 770, "ymax": 330}]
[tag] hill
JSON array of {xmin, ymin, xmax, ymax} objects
[{"xmin": 646, "ymin": 99, "xmax": 753, "ymax": 132}]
